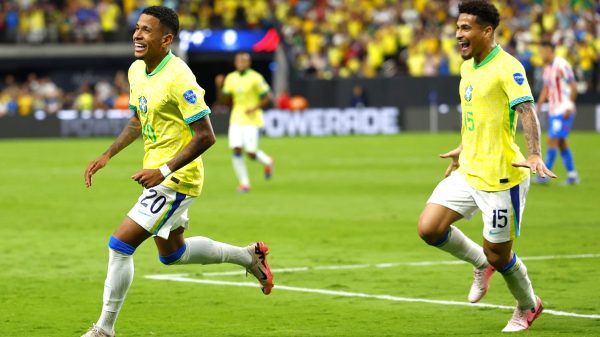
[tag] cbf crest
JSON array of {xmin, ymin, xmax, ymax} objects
[
  {"xmin": 138, "ymin": 96, "xmax": 148, "ymax": 114},
  {"xmin": 464, "ymin": 85, "xmax": 473, "ymax": 102}
]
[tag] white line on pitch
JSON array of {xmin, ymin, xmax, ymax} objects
[
  {"xmin": 199, "ymin": 253, "xmax": 600, "ymax": 277},
  {"xmin": 144, "ymin": 274, "xmax": 600, "ymax": 320}
]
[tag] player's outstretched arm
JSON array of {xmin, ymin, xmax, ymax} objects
[
  {"xmin": 512, "ymin": 101, "xmax": 557, "ymax": 178},
  {"xmin": 84, "ymin": 116, "xmax": 142, "ymax": 187},
  {"xmin": 439, "ymin": 144, "xmax": 462, "ymax": 177},
  {"xmin": 131, "ymin": 115, "xmax": 216, "ymax": 188}
]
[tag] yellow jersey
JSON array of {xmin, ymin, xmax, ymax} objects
[
  {"xmin": 128, "ymin": 51, "xmax": 210, "ymax": 196},
  {"xmin": 458, "ymin": 46, "xmax": 532, "ymax": 191},
  {"xmin": 222, "ymin": 69, "xmax": 270, "ymax": 127}
]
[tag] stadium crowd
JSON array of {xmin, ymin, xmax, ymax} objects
[
  {"xmin": 1, "ymin": 0, "xmax": 599, "ymax": 119},
  {"xmin": 277, "ymin": 0, "xmax": 599, "ymax": 90},
  {"xmin": 0, "ymin": 72, "xmax": 130, "ymax": 118},
  {"xmin": 0, "ymin": 0, "xmax": 272, "ymax": 44}
]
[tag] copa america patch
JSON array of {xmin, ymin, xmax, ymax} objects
[
  {"xmin": 183, "ymin": 90, "xmax": 197, "ymax": 104},
  {"xmin": 513, "ymin": 73, "xmax": 525, "ymax": 85}
]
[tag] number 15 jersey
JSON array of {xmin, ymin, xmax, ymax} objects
[{"xmin": 458, "ymin": 46, "xmax": 532, "ymax": 192}]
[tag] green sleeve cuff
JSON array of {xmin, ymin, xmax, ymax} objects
[
  {"xmin": 509, "ymin": 96, "xmax": 534, "ymax": 110},
  {"xmin": 184, "ymin": 108, "xmax": 211, "ymax": 124}
]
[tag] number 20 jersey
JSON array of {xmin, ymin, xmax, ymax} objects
[{"xmin": 128, "ymin": 51, "xmax": 210, "ymax": 196}]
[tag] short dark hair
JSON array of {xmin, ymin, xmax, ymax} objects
[
  {"xmin": 540, "ymin": 40, "xmax": 555, "ymax": 50},
  {"xmin": 142, "ymin": 6, "xmax": 179, "ymax": 35},
  {"xmin": 458, "ymin": 0, "xmax": 500, "ymax": 30}
]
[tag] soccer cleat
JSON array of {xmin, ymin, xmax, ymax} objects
[
  {"xmin": 237, "ymin": 184, "xmax": 250, "ymax": 193},
  {"xmin": 245, "ymin": 241, "xmax": 273, "ymax": 295},
  {"xmin": 563, "ymin": 175, "xmax": 580, "ymax": 185},
  {"xmin": 502, "ymin": 296, "xmax": 543, "ymax": 332},
  {"xmin": 468, "ymin": 265, "xmax": 496, "ymax": 303},
  {"xmin": 264, "ymin": 160, "xmax": 274, "ymax": 180},
  {"xmin": 81, "ymin": 324, "xmax": 114, "ymax": 337}
]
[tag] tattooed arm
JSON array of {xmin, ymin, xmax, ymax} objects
[
  {"xmin": 512, "ymin": 101, "xmax": 556, "ymax": 178},
  {"xmin": 84, "ymin": 116, "xmax": 142, "ymax": 187}
]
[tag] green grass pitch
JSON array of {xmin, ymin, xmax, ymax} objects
[{"xmin": 1, "ymin": 132, "xmax": 599, "ymax": 336}]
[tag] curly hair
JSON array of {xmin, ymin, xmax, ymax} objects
[
  {"xmin": 458, "ymin": 0, "xmax": 500, "ymax": 30},
  {"xmin": 142, "ymin": 6, "xmax": 179, "ymax": 35}
]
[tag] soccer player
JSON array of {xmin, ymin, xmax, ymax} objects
[
  {"xmin": 81, "ymin": 7, "xmax": 273, "ymax": 337},
  {"xmin": 535, "ymin": 40, "xmax": 579, "ymax": 185},
  {"xmin": 417, "ymin": 1, "xmax": 555, "ymax": 332},
  {"xmin": 215, "ymin": 52, "xmax": 274, "ymax": 193}
]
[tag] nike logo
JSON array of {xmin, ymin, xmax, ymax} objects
[{"xmin": 489, "ymin": 230, "xmax": 502, "ymax": 235}]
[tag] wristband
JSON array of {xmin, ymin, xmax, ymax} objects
[{"xmin": 159, "ymin": 164, "xmax": 172, "ymax": 177}]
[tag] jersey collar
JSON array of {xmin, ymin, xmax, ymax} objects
[
  {"xmin": 473, "ymin": 45, "xmax": 501, "ymax": 69},
  {"xmin": 146, "ymin": 50, "xmax": 173, "ymax": 77}
]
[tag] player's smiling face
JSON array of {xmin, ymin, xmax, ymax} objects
[
  {"xmin": 456, "ymin": 13, "xmax": 490, "ymax": 61},
  {"xmin": 133, "ymin": 14, "xmax": 167, "ymax": 62}
]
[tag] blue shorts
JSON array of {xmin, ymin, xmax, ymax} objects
[{"xmin": 548, "ymin": 114, "xmax": 575, "ymax": 139}]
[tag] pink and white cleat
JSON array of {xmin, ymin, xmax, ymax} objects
[
  {"xmin": 237, "ymin": 184, "xmax": 250, "ymax": 193},
  {"xmin": 502, "ymin": 296, "xmax": 543, "ymax": 332},
  {"xmin": 468, "ymin": 265, "xmax": 496, "ymax": 303},
  {"xmin": 246, "ymin": 241, "xmax": 274, "ymax": 295},
  {"xmin": 264, "ymin": 159, "xmax": 274, "ymax": 180}
]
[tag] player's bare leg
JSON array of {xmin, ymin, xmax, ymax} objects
[
  {"xmin": 247, "ymin": 150, "xmax": 274, "ymax": 180},
  {"xmin": 419, "ymin": 204, "xmax": 492, "ymax": 302},
  {"xmin": 232, "ymin": 147, "xmax": 250, "ymax": 192},
  {"xmin": 484, "ymin": 240, "xmax": 543, "ymax": 332}
]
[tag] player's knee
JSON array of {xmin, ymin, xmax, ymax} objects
[
  {"xmin": 483, "ymin": 247, "xmax": 511, "ymax": 270},
  {"xmin": 233, "ymin": 148, "xmax": 243, "ymax": 157},
  {"xmin": 247, "ymin": 152, "xmax": 257, "ymax": 160},
  {"xmin": 108, "ymin": 236, "xmax": 137, "ymax": 255},
  {"xmin": 158, "ymin": 243, "xmax": 187, "ymax": 265},
  {"xmin": 417, "ymin": 216, "xmax": 448, "ymax": 246}
]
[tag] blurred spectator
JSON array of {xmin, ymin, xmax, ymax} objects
[
  {"xmin": 98, "ymin": 0, "xmax": 122, "ymax": 42},
  {"xmin": 113, "ymin": 87, "xmax": 130, "ymax": 110},
  {"xmin": 349, "ymin": 85, "xmax": 368, "ymax": 108},
  {"xmin": 74, "ymin": 82, "xmax": 95, "ymax": 112},
  {"xmin": 276, "ymin": 89, "xmax": 291, "ymax": 110}
]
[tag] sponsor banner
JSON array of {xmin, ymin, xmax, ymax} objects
[{"xmin": 263, "ymin": 107, "xmax": 400, "ymax": 137}]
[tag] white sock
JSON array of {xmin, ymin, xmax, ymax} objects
[
  {"xmin": 96, "ymin": 249, "xmax": 134, "ymax": 335},
  {"xmin": 255, "ymin": 150, "xmax": 272, "ymax": 166},
  {"xmin": 232, "ymin": 155, "xmax": 250, "ymax": 186},
  {"xmin": 434, "ymin": 225, "xmax": 488, "ymax": 269},
  {"xmin": 175, "ymin": 237, "xmax": 252, "ymax": 267},
  {"xmin": 500, "ymin": 255, "xmax": 536, "ymax": 309}
]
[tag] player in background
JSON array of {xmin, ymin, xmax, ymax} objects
[
  {"xmin": 535, "ymin": 40, "xmax": 579, "ymax": 185},
  {"xmin": 417, "ymin": 0, "xmax": 555, "ymax": 332},
  {"xmin": 81, "ymin": 7, "xmax": 273, "ymax": 337},
  {"xmin": 215, "ymin": 52, "xmax": 274, "ymax": 193}
]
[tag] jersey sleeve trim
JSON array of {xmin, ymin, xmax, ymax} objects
[
  {"xmin": 509, "ymin": 96, "xmax": 534, "ymax": 109},
  {"xmin": 184, "ymin": 108, "xmax": 211, "ymax": 124},
  {"xmin": 128, "ymin": 103, "xmax": 136, "ymax": 112},
  {"xmin": 259, "ymin": 91, "xmax": 269, "ymax": 98}
]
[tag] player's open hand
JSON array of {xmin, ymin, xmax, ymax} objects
[
  {"xmin": 131, "ymin": 169, "xmax": 165, "ymax": 189},
  {"xmin": 512, "ymin": 154, "xmax": 557, "ymax": 178},
  {"xmin": 440, "ymin": 147, "xmax": 461, "ymax": 177},
  {"xmin": 84, "ymin": 153, "xmax": 110, "ymax": 188}
]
